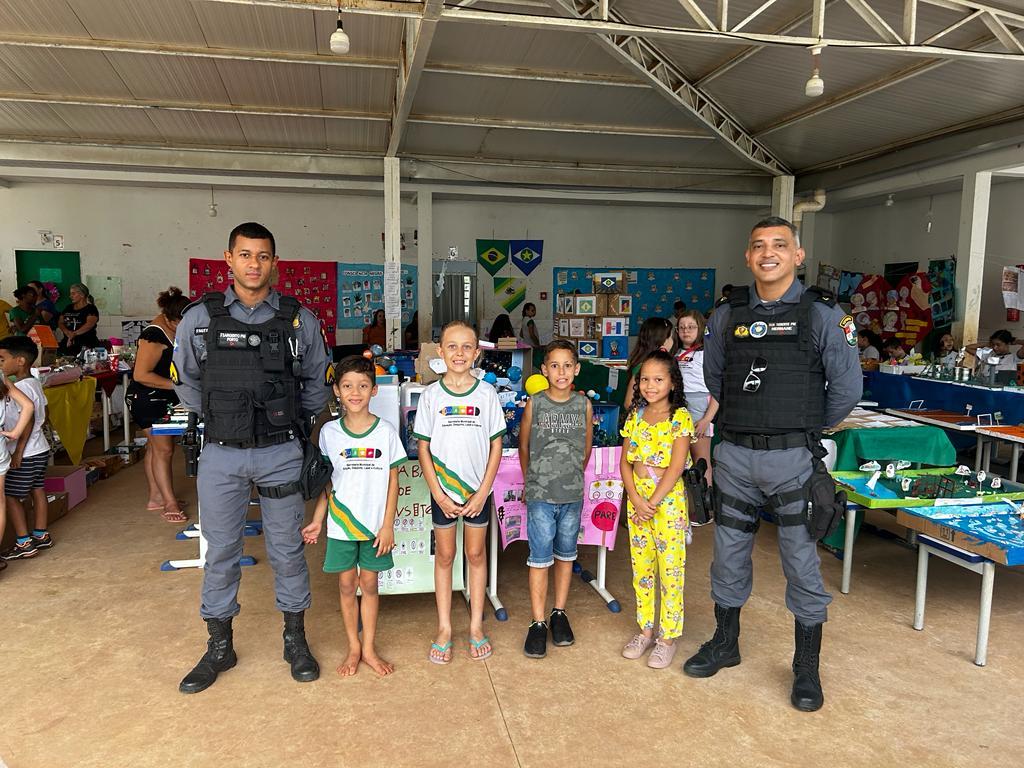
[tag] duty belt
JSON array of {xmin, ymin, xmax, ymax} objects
[
  {"xmin": 215, "ymin": 432, "xmax": 295, "ymax": 449},
  {"xmin": 720, "ymin": 430, "xmax": 814, "ymax": 451}
]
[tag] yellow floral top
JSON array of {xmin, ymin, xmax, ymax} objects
[{"xmin": 620, "ymin": 407, "xmax": 696, "ymax": 468}]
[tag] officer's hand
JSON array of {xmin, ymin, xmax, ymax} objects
[
  {"xmin": 374, "ymin": 526, "xmax": 395, "ymax": 557},
  {"xmin": 300, "ymin": 520, "xmax": 323, "ymax": 545},
  {"xmin": 461, "ymin": 493, "xmax": 485, "ymax": 518}
]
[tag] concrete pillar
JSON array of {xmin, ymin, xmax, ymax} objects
[
  {"xmin": 383, "ymin": 156, "xmax": 401, "ymax": 349},
  {"xmin": 771, "ymin": 175, "xmax": 795, "ymax": 221},
  {"xmin": 416, "ymin": 190, "xmax": 433, "ymax": 345},
  {"xmin": 953, "ymin": 171, "xmax": 991, "ymax": 345}
]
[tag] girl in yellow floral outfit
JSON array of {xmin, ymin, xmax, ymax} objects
[{"xmin": 619, "ymin": 350, "xmax": 694, "ymax": 669}]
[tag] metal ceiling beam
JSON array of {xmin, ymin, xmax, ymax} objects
[
  {"xmin": 844, "ymin": 0, "xmax": 904, "ymax": 43},
  {"xmin": 755, "ymin": 33, "xmax": 998, "ymax": 137},
  {"xmin": 0, "ymin": 34, "xmax": 646, "ymax": 90},
  {"xmin": 407, "ymin": 114, "xmax": 712, "ymax": 138},
  {"xmin": 386, "ymin": 0, "xmax": 442, "ymax": 156},
  {"xmin": 545, "ymin": 0, "xmax": 788, "ymax": 175},
  {"xmin": 903, "ymin": 0, "xmax": 918, "ymax": 44},
  {"xmin": 676, "ymin": 0, "xmax": 715, "ymax": 31},
  {"xmin": 730, "ymin": 0, "xmax": 783, "ymax": 32},
  {"xmin": 981, "ymin": 11, "xmax": 1024, "ymax": 53}
]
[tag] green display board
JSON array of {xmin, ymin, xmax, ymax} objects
[{"xmin": 15, "ymin": 250, "xmax": 81, "ymax": 309}]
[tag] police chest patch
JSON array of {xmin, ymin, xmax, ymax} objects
[
  {"xmin": 733, "ymin": 324, "xmax": 750, "ymax": 338},
  {"xmin": 217, "ymin": 331, "xmax": 248, "ymax": 349},
  {"xmin": 839, "ymin": 314, "xmax": 857, "ymax": 347},
  {"xmin": 194, "ymin": 326, "xmax": 208, "ymax": 336},
  {"xmin": 749, "ymin": 321, "xmax": 768, "ymax": 339}
]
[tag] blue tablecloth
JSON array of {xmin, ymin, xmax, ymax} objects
[{"xmin": 864, "ymin": 371, "xmax": 1024, "ymax": 423}]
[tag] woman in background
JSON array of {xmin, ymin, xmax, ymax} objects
[
  {"xmin": 488, "ymin": 314, "xmax": 516, "ymax": 344},
  {"xmin": 27, "ymin": 281, "xmax": 58, "ymax": 329},
  {"xmin": 58, "ymin": 283, "xmax": 99, "ymax": 355},
  {"xmin": 362, "ymin": 308, "xmax": 387, "ymax": 349},
  {"xmin": 7, "ymin": 286, "xmax": 41, "ymax": 336}
]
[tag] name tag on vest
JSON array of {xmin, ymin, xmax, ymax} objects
[
  {"xmin": 216, "ymin": 331, "xmax": 249, "ymax": 349},
  {"xmin": 734, "ymin": 320, "xmax": 800, "ymax": 339}
]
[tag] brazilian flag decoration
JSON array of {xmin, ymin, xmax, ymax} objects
[
  {"xmin": 476, "ymin": 239, "xmax": 509, "ymax": 276},
  {"xmin": 510, "ymin": 239, "xmax": 543, "ymax": 276},
  {"xmin": 494, "ymin": 276, "xmax": 526, "ymax": 313}
]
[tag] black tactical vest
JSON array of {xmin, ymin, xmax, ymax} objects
[
  {"xmin": 720, "ymin": 286, "xmax": 830, "ymax": 435},
  {"xmin": 199, "ymin": 293, "xmax": 302, "ymax": 444}
]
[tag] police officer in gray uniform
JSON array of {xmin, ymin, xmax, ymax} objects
[
  {"xmin": 173, "ymin": 222, "xmax": 330, "ymax": 694},
  {"xmin": 682, "ymin": 217, "xmax": 861, "ymax": 712}
]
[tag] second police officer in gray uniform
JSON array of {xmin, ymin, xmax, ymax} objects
[
  {"xmin": 172, "ymin": 222, "xmax": 330, "ymax": 694},
  {"xmin": 683, "ymin": 217, "xmax": 861, "ymax": 712}
]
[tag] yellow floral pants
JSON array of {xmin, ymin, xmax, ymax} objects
[{"xmin": 627, "ymin": 476, "xmax": 688, "ymax": 640}]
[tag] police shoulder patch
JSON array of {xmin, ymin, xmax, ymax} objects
[
  {"xmin": 839, "ymin": 314, "xmax": 857, "ymax": 347},
  {"xmin": 169, "ymin": 361, "xmax": 179, "ymax": 385}
]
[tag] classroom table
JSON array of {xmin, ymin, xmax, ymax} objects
[
  {"xmin": 864, "ymin": 370, "xmax": 1024, "ymax": 425},
  {"xmin": 975, "ymin": 425, "xmax": 1024, "ymax": 482},
  {"xmin": 89, "ymin": 367, "xmax": 132, "ymax": 451},
  {"xmin": 897, "ymin": 503, "xmax": 1024, "ymax": 665},
  {"xmin": 42, "ymin": 376, "xmax": 97, "ymax": 466}
]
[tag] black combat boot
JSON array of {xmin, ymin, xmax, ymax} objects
[
  {"xmin": 283, "ymin": 611, "xmax": 320, "ymax": 682},
  {"xmin": 179, "ymin": 617, "xmax": 237, "ymax": 694},
  {"xmin": 791, "ymin": 621, "xmax": 824, "ymax": 712},
  {"xmin": 682, "ymin": 603, "xmax": 741, "ymax": 678}
]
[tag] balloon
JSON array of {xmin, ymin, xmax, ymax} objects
[
  {"xmin": 525, "ymin": 374, "xmax": 549, "ymax": 396},
  {"xmin": 362, "ymin": 350, "xmax": 373, "ymax": 359},
  {"xmin": 507, "ymin": 366, "xmax": 522, "ymax": 383},
  {"xmin": 388, "ymin": 365, "xmax": 398, "ymax": 375},
  {"xmin": 374, "ymin": 365, "xmax": 386, "ymax": 375},
  {"xmin": 483, "ymin": 371, "xmax": 498, "ymax": 385},
  {"xmin": 370, "ymin": 344, "xmax": 384, "ymax": 357}
]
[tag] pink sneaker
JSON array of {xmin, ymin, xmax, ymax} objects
[
  {"xmin": 647, "ymin": 639, "xmax": 678, "ymax": 669},
  {"xmin": 622, "ymin": 633, "xmax": 653, "ymax": 659}
]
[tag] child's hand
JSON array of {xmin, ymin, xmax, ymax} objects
[
  {"xmin": 461, "ymin": 493, "xmax": 486, "ymax": 518},
  {"xmin": 10, "ymin": 452, "xmax": 23, "ymax": 469},
  {"xmin": 374, "ymin": 526, "xmax": 395, "ymax": 557},
  {"xmin": 694, "ymin": 417, "xmax": 712, "ymax": 438},
  {"xmin": 0, "ymin": 429, "xmax": 20, "ymax": 440},
  {"xmin": 438, "ymin": 495, "xmax": 462, "ymax": 519},
  {"xmin": 300, "ymin": 520, "xmax": 323, "ymax": 545},
  {"xmin": 632, "ymin": 498, "xmax": 657, "ymax": 522}
]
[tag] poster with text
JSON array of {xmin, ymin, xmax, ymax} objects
[
  {"xmin": 379, "ymin": 459, "xmax": 464, "ymax": 595},
  {"xmin": 336, "ymin": 262, "xmax": 417, "ymax": 330},
  {"xmin": 188, "ymin": 258, "xmax": 338, "ymax": 340},
  {"xmin": 928, "ymin": 258, "xmax": 955, "ymax": 326},
  {"xmin": 491, "ymin": 447, "xmax": 623, "ymax": 551}
]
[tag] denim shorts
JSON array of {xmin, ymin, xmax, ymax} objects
[
  {"xmin": 526, "ymin": 500, "xmax": 583, "ymax": 568},
  {"xmin": 431, "ymin": 495, "xmax": 492, "ymax": 529}
]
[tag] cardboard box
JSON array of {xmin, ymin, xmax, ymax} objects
[
  {"xmin": 84, "ymin": 454, "xmax": 123, "ymax": 478},
  {"xmin": 44, "ymin": 465, "xmax": 88, "ymax": 509},
  {"xmin": 895, "ymin": 509, "xmax": 1015, "ymax": 565},
  {"xmin": 414, "ymin": 342, "xmax": 443, "ymax": 385}
]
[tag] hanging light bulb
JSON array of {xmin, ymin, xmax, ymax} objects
[
  {"xmin": 208, "ymin": 188, "xmax": 218, "ymax": 218},
  {"xmin": 885, "ymin": 193, "xmax": 895, "ymax": 207},
  {"xmin": 926, "ymin": 195, "xmax": 934, "ymax": 233},
  {"xmin": 330, "ymin": 1, "xmax": 350, "ymax": 55},
  {"xmin": 805, "ymin": 45, "xmax": 824, "ymax": 98}
]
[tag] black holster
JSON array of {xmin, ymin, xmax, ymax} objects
[
  {"xmin": 683, "ymin": 458, "xmax": 714, "ymax": 526},
  {"xmin": 804, "ymin": 440, "xmax": 846, "ymax": 540},
  {"xmin": 256, "ymin": 418, "xmax": 332, "ymax": 501}
]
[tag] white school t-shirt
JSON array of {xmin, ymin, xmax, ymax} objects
[
  {"xmin": 318, "ymin": 417, "xmax": 406, "ymax": 541},
  {"xmin": 4, "ymin": 377, "xmax": 49, "ymax": 457},
  {"xmin": 676, "ymin": 347, "xmax": 709, "ymax": 397},
  {"xmin": 412, "ymin": 379, "xmax": 506, "ymax": 503}
]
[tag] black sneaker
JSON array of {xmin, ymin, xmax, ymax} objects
[
  {"xmin": 31, "ymin": 532, "xmax": 53, "ymax": 550},
  {"xmin": 1, "ymin": 539, "xmax": 38, "ymax": 560},
  {"xmin": 524, "ymin": 621, "xmax": 548, "ymax": 659},
  {"xmin": 549, "ymin": 609, "xmax": 575, "ymax": 647}
]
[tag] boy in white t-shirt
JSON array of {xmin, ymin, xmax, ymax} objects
[
  {"xmin": 0, "ymin": 336, "xmax": 52, "ymax": 560},
  {"xmin": 301, "ymin": 355, "xmax": 405, "ymax": 678}
]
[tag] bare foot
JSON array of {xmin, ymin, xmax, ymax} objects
[
  {"xmin": 336, "ymin": 649, "xmax": 361, "ymax": 677},
  {"xmin": 363, "ymin": 650, "xmax": 395, "ymax": 676}
]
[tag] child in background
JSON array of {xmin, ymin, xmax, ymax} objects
[
  {"xmin": 624, "ymin": 317, "xmax": 676, "ymax": 410},
  {"xmin": 0, "ymin": 339, "xmax": 40, "ymax": 564},
  {"xmin": 415, "ymin": 321, "xmax": 505, "ymax": 663},
  {"xmin": 519, "ymin": 340, "xmax": 593, "ymax": 658},
  {"xmin": 619, "ymin": 350, "xmax": 694, "ymax": 669},
  {"xmin": 301, "ymin": 355, "xmax": 405, "ymax": 677},
  {"xmin": 675, "ymin": 310, "xmax": 718, "ymax": 484}
]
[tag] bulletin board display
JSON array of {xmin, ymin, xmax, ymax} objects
[
  {"xmin": 336, "ymin": 263, "xmax": 418, "ymax": 330},
  {"xmin": 552, "ymin": 267, "xmax": 715, "ymax": 330},
  {"xmin": 188, "ymin": 258, "xmax": 339, "ymax": 337}
]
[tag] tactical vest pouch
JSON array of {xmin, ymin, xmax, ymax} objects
[
  {"xmin": 206, "ymin": 389, "xmax": 254, "ymax": 441},
  {"xmin": 683, "ymin": 458, "xmax": 713, "ymax": 526},
  {"xmin": 256, "ymin": 434, "xmax": 332, "ymax": 501},
  {"xmin": 804, "ymin": 446, "xmax": 846, "ymax": 540},
  {"xmin": 260, "ymin": 381, "xmax": 295, "ymax": 429}
]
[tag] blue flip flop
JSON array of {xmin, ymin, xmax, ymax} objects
[
  {"xmin": 469, "ymin": 636, "xmax": 493, "ymax": 661},
  {"xmin": 429, "ymin": 641, "xmax": 452, "ymax": 665}
]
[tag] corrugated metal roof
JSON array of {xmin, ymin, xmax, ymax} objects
[
  {"xmin": 0, "ymin": 47, "xmax": 132, "ymax": 99},
  {"xmin": 0, "ymin": 101, "xmax": 76, "ymax": 138},
  {"xmin": 68, "ymin": 0, "xmax": 207, "ymax": 45},
  {"xmin": 190, "ymin": 3, "xmax": 319, "ymax": 54},
  {"xmin": 106, "ymin": 52, "xmax": 230, "ymax": 104},
  {"xmin": 49, "ymin": 102, "xmax": 160, "ymax": 140},
  {"xmin": 145, "ymin": 109, "xmax": 247, "ymax": 147},
  {"xmin": 319, "ymin": 66, "xmax": 395, "ymax": 114},
  {"xmin": 0, "ymin": 0, "xmax": 90, "ymax": 37},
  {"xmin": 236, "ymin": 114, "xmax": 327, "ymax": 150},
  {"xmin": 215, "ymin": 59, "xmax": 325, "ymax": 111},
  {"xmin": 312, "ymin": 10, "xmax": 403, "ymax": 60}
]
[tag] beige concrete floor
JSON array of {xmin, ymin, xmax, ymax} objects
[{"xmin": 3, "ymin": 453, "xmax": 1024, "ymax": 768}]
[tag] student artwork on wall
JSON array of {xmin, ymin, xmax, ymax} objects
[
  {"xmin": 817, "ymin": 264, "xmax": 841, "ymax": 295},
  {"xmin": 189, "ymin": 258, "xmax": 340, "ymax": 338},
  {"xmin": 578, "ymin": 339, "xmax": 599, "ymax": 359},
  {"xmin": 553, "ymin": 267, "xmax": 714, "ymax": 332},
  {"xmin": 602, "ymin": 317, "xmax": 627, "ymax": 336},
  {"xmin": 837, "ymin": 271, "xmax": 864, "ymax": 303},
  {"xmin": 849, "ymin": 274, "xmax": 890, "ymax": 332},
  {"xmin": 928, "ymin": 258, "xmax": 956, "ymax": 326},
  {"xmin": 893, "ymin": 272, "xmax": 934, "ymax": 349},
  {"xmin": 510, "ymin": 240, "xmax": 543, "ymax": 276},
  {"xmin": 575, "ymin": 294, "xmax": 598, "ymax": 315},
  {"xmin": 494, "ymin": 276, "xmax": 526, "ymax": 312},
  {"xmin": 558, "ymin": 318, "xmax": 569, "ymax": 337},
  {"xmin": 568, "ymin": 318, "xmax": 585, "ymax": 338},
  {"xmin": 602, "ymin": 335, "xmax": 628, "ymax": 360},
  {"xmin": 476, "ymin": 239, "xmax": 509, "ymax": 276},
  {"xmin": 336, "ymin": 263, "xmax": 416, "ymax": 332}
]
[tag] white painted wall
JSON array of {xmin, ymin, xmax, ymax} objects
[
  {"xmin": 817, "ymin": 178, "xmax": 1024, "ymax": 343},
  {"xmin": 0, "ymin": 181, "xmax": 762, "ymax": 347}
]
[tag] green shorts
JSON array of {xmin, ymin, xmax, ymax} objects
[{"xmin": 324, "ymin": 537, "xmax": 394, "ymax": 573}]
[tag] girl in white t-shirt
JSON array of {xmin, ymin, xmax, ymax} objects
[
  {"xmin": 414, "ymin": 321, "xmax": 506, "ymax": 664},
  {"xmin": 675, "ymin": 311, "xmax": 718, "ymax": 483},
  {"xmin": 0, "ymin": 373, "xmax": 38, "ymax": 567}
]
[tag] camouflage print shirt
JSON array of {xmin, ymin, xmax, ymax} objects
[{"xmin": 524, "ymin": 391, "xmax": 588, "ymax": 504}]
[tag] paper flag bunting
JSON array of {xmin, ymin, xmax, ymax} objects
[
  {"xmin": 476, "ymin": 239, "xmax": 509, "ymax": 276},
  {"xmin": 494, "ymin": 276, "xmax": 526, "ymax": 313},
  {"xmin": 510, "ymin": 239, "xmax": 543, "ymax": 276}
]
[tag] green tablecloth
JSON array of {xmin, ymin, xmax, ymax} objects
[
  {"xmin": 831, "ymin": 425, "xmax": 957, "ymax": 471},
  {"xmin": 826, "ymin": 425, "xmax": 957, "ymax": 549}
]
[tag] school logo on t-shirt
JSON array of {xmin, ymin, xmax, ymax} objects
[
  {"xmin": 440, "ymin": 406, "xmax": 479, "ymax": 416},
  {"xmin": 341, "ymin": 447, "xmax": 381, "ymax": 459}
]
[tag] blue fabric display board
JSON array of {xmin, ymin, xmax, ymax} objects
[
  {"xmin": 336, "ymin": 263, "xmax": 417, "ymax": 329},
  {"xmin": 552, "ymin": 267, "xmax": 715, "ymax": 331}
]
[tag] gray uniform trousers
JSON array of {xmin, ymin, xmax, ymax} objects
[
  {"xmin": 197, "ymin": 440, "xmax": 310, "ymax": 620},
  {"xmin": 710, "ymin": 439, "xmax": 832, "ymax": 624}
]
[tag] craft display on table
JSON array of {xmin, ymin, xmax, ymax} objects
[
  {"xmin": 897, "ymin": 504, "xmax": 1024, "ymax": 565},
  {"xmin": 833, "ymin": 465, "xmax": 1024, "ymax": 508}
]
